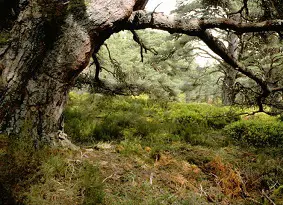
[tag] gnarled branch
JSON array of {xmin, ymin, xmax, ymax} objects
[
  {"xmin": 127, "ymin": 11, "xmax": 283, "ymax": 35},
  {"xmin": 125, "ymin": 10, "xmax": 283, "ymax": 112}
]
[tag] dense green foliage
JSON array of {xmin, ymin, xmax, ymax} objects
[
  {"xmin": 64, "ymin": 92, "xmax": 238, "ymax": 146},
  {"xmin": 79, "ymin": 29, "xmax": 221, "ymax": 101},
  {"xmin": 224, "ymin": 114, "xmax": 283, "ymax": 147}
]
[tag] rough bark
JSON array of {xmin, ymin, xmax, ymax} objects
[
  {"xmin": 221, "ymin": 37, "xmax": 238, "ymax": 105},
  {"xmin": 222, "ymin": 70, "xmax": 237, "ymax": 105},
  {"xmin": 0, "ymin": 0, "xmax": 142, "ymax": 147}
]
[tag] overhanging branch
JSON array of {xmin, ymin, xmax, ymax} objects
[
  {"xmin": 91, "ymin": 53, "xmax": 101, "ymax": 82},
  {"xmin": 127, "ymin": 11, "xmax": 283, "ymax": 35},
  {"xmin": 125, "ymin": 10, "xmax": 283, "ymax": 112},
  {"xmin": 125, "ymin": 11, "xmax": 283, "ymax": 90},
  {"xmin": 197, "ymin": 31, "xmax": 266, "ymax": 88}
]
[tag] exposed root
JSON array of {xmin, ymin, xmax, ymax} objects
[{"xmin": 57, "ymin": 131, "xmax": 79, "ymax": 150}]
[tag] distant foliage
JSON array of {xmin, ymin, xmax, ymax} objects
[{"xmin": 80, "ymin": 30, "xmax": 221, "ymax": 101}]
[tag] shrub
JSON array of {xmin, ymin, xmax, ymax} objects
[
  {"xmin": 64, "ymin": 93, "xmax": 167, "ymax": 143},
  {"xmin": 80, "ymin": 162, "xmax": 104, "ymax": 205},
  {"xmin": 224, "ymin": 119, "xmax": 283, "ymax": 147},
  {"xmin": 168, "ymin": 103, "xmax": 239, "ymax": 129},
  {"xmin": 186, "ymin": 103, "xmax": 239, "ymax": 128},
  {"xmin": 64, "ymin": 93, "xmax": 239, "ymax": 145},
  {"xmin": 166, "ymin": 103, "xmax": 239, "ymax": 143}
]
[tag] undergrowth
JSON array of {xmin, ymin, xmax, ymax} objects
[
  {"xmin": 0, "ymin": 133, "xmax": 104, "ymax": 205},
  {"xmin": 1, "ymin": 93, "xmax": 283, "ymax": 204},
  {"xmin": 224, "ymin": 113, "xmax": 283, "ymax": 147},
  {"xmin": 64, "ymin": 92, "xmax": 239, "ymax": 147}
]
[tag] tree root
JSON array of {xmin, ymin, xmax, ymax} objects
[{"xmin": 56, "ymin": 131, "xmax": 79, "ymax": 151}]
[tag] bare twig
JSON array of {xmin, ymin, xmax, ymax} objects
[
  {"xmin": 102, "ymin": 174, "xmax": 114, "ymax": 183},
  {"xmin": 151, "ymin": 3, "xmax": 162, "ymax": 18},
  {"xmin": 130, "ymin": 30, "xmax": 158, "ymax": 62},
  {"xmin": 149, "ymin": 172, "xmax": 154, "ymax": 185},
  {"xmin": 199, "ymin": 184, "xmax": 215, "ymax": 202},
  {"xmin": 262, "ymin": 190, "xmax": 276, "ymax": 205}
]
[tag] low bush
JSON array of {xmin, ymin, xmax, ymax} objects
[
  {"xmin": 224, "ymin": 117, "xmax": 283, "ymax": 147},
  {"xmin": 166, "ymin": 103, "xmax": 239, "ymax": 143},
  {"xmin": 64, "ymin": 93, "xmax": 240, "ymax": 146},
  {"xmin": 168, "ymin": 103, "xmax": 239, "ymax": 127},
  {"xmin": 0, "ymin": 127, "xmax": 46, "ymax": 204}
]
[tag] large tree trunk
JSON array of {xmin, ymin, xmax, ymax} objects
[{"xmin": 0, "ymin": 0, "xmax": 143, "ymax": 147}]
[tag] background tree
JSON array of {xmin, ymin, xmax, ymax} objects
[
  {"xmin": 174, "ymin": 0, "xmax": 283, "ymax": 110},
  {"xmin": 174, "ymin": 0, "xmax": 244, "ymax": 105}
]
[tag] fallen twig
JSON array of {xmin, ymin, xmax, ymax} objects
[
  {"xmin": 102, "ymin": 174, "xmax": 114, "ymax": 183},
  {"xmin": 262, "ymin": 190, "xmax": 276, "ymax": 205}
]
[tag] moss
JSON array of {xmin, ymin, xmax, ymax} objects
[
  {"xmin": 67, "ymin": 0, "xmax": 87, "ymax": 13},
  {"xmin": 0, "ymin": 31, "xmax": 11, "ymax": 45},
  {"xmin": 270, "ymin": 186, "xmax": 283, "ymax": 204},
  {"xmin": 38, "ymin": 0, "xmax": 68, "ymax": 19}
]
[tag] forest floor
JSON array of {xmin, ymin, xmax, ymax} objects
[
  {"xmin": 1, "ymin": 133, "xmax": 281, "ymax": 205},
  {"xmin": 76, "ymin": 140, "xmax": 259, "ymax": 205},
  {"xmin": 1, "ymin": 94, "xmax": 283, "ymax": 204}
]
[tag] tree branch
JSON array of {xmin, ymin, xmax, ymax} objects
[
  {"xmin": 130, "ymin": 30, "xmax": 158, "ymax": 62},
  {"xmin": 271, "ymin": 87, "xmax": 283, "ymax": 92},
  {"xmin": 126, "ymin": 11, "xmax": 280, "ymax": 90},
  {"xmin": 127, "ymin": 11, "xmax": 283, "ymax": 35},
  {"xmin": 126, "ymin": 10, "xmax": 283, "ymax": 112},
  {"xmin": 91, "ymin": 53, "xmax": 101, "ymax": 81},
  {"xmin": 197, "ymin": 31, "xmax": 267, "ymax": 89}
]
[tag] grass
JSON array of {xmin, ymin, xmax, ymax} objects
[
  {"xmin": 1, "ymin": 92, "xmax": 283, "ymax": 204},
  {"xmin": 0, "ymin": 134, "xmax": 104, "ymax": 205}
]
